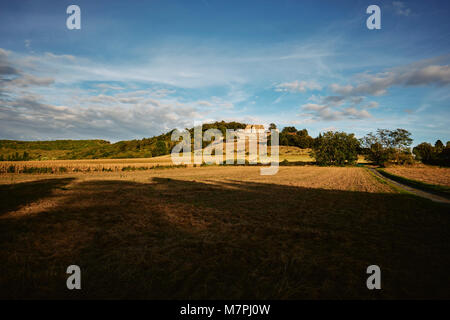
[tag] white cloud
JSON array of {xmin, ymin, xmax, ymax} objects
[
  {"xmin": 151, "ymin": 88, "xmax": 176, "ymax": 98},
  {"xmin": 302, "ymin": 103, "xmax": 326, "ymax": 111},
  {"xmin": 330, "ymin": 57, "xmax": 450, "ymax": 97},
  {"xmin": 393, "ymin": 2, "xmax": 412, "ymax": 16},
  {"xmin": 0, "ymin": 48, "xmax": 19, "ymax": 75},
  {"xmin": 275, "ymin": 80, "xmax": 322, "ymax": 93},
  {"xmin": 0, "ymin": 47, "xmax": 248, "ymax": 140},
  {"xmin": 300, "ymin": 102, "xmax": 372, "ymax": 122},
  {"xmin": 8, "ymin": 74, "xmax": 54, "ymax": 87},
  {"xmin": 94, "ymin": 83, "xmax": 125, "ymax": 91},
  {"xmin": 342, "ymin": 107, "xmax": 371, "ymax": 119},
  {"xmin": 363, "ymin": 101, "xmax": 379, "ymax": 109},
  {"xmin": 44, "ymin": 52, "xmax": 76, "ymax": 61},
  {"xmin": 197, "ymin": 100, "xmax": 213, "ymax": 107},
  {"xmin": 0, "ymin": 93, "xmax": 200, "ymax": 141}
]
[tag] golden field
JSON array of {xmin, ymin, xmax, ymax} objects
[
  {"xmin": 1, "ymin": 164, "xmax": 450, "ymax": 299},
  {"xmin": 0, "ymin": 154, "xmax": 176, "ymax": 174},
  {"xmin": 0, "ymin": 166, "xmax": 394, "ymax": 193},
  {"xmin": 384, "ymin": 165, "xmax": 450, "ymax": 187},
  {"xmin": 0, "ymin": 146, "xmax": 371, "ymax": 174}
]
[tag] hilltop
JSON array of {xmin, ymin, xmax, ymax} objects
[{"xmin": 0, "ymin": 121, "xmax": 248, "ymax": 161}]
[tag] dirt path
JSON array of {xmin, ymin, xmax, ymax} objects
[{"xmin": 368, "ymin": 168, "xmax": 450, "ymax": 204}]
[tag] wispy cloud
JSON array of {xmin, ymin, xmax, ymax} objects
[
  {"xmin": 392, "ymin": 1, "xmax": 412, "ymax": 16},
  {"xmin": 0, "ymin": 92, "xmax": 199, "ymax": 141},
  {"xmin": 275, "ymin": 80, "xmax": 322, "ymax": 93},
  {"xmin": 300, "ymin": 103, "xmax": 372, "ymax": 122},
  {"xmin": 330, "ymin": 56, "xmax": 450, "ymax": 96}
]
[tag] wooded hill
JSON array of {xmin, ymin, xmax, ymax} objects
[
  {"xmin": 1, "ymin": 122, "xmax": 449, "ymax": 167},
  {"xmin": 0, "ymin": 121, "xmax": 248, "ymax": 161}
]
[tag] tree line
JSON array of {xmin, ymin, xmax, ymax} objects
[
  {"xmin": 0, "ymin": 151, "xmax": 31, "ymax": 161},
  {"xmin": 0, "ymin": 121, "xmax": 247, "ymax": 161},
  {"xmin": 0, "ymin": 121, "xmax": 448, "ymax": 167},
  {"xmin": 270, "ymin": 123, "xmax": 449, "ymax": 167},
  {"xmin": 312, "ymin": 128, "xmax": 448, "ymax": 167},
  {"xmin": 412, "ymin": 140, "xmax": 450, "ymax": 166}
]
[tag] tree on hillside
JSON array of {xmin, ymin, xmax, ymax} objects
[
  {"xmin": 280, "ymin": 127, "xmax": 314, "ymax": 148},
  {"xmin": 312, "ymin": 131, "xmax": 359, "ymax": 166},
  {"xmin": 438, "ymin": 147, "xmax": 450, "ymax": 166},
  {"xmin": 296, "ymin": 129, "xmax": 314, "ymax": 148},
  {"xmin": 153, "ymin": 140, "xmax": 168, "ymax": 156},
  {"xmin": 280, "ymin": 135, "xmax": 289, "ymax": 146},
  {"xmin": 361, "ymin": 129, "xmax": 413, "ymax": 166},
  {"xmin": 435, "ymin": 140, "xmax": 444, "ymax": 152},
  {"xmin": 281, "ymin": 126, "xmax": 297, "ymax": 134},
  {"xmin": 390, "ymin": 128, "xmax": 413, "ymax": 164},
  {"xmin": 269, "ymin": 123, "xmax": 277, "ymax": 130},
  {"xmin": 413, "ymin": 142, "xmax": 435, "ymax": 163},
  {"xmin": 413, "ymin": 139, "xmax": 450, "ymax": 167}
]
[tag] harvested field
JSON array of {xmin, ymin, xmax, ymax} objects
[
  {"xmin": 385, "ymin": 166, "xmax": 450, "ymax": 187},
  {"xmin": 0, "ymin": 166, "xmax": 395, "ymax": 193},
  {"xmin": 1, "ymin": 166, "xmax": 449, "ymax": 299},
  {"xmin": 0, "ymin": 146, "xmax": 367, "ymax": 174},
  {"xmin": 0, "ymin": 155, "xmax": 178, "ymax": 174}
]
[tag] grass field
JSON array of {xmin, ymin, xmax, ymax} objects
[
  {"xmin": 378, "ymin": 167, "xmax": 450, "ymax": 199},
  {"xmin": 0, "ymin": 146, "xmax": 369, "ymax": 174},
  {"xmin": 384, "ymin": 166, "xmax": 450, "ymax": 187},
  {"xmin": 0, "ymin": 155, "xmax": 176, "ymax": 174},
  {"xmin": 1, "ymin": 165, "xmax": 449, "ymax": 299}
]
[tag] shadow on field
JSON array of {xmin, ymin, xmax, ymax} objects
[
  {"xmin": 0, "ymin": 177, "xmax": 449, "ymax": 299},
  {"xmin": 0, "ymin": 178, "xmax": 74, "ymax": 216}
]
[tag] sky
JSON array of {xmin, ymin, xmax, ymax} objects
[{"xmin": 0, "ymin": 0, "xmax": 449, "ymax": 144}]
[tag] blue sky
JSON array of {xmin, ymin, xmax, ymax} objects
[{"xmin": 0, "ymin": 0, "xmax": 449, "ymax": 144}]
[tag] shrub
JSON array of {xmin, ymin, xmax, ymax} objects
[{"xmin": 397, "ymin": 152, "xmax": 414, "ymax": 165}]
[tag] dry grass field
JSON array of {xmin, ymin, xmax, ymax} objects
[
  {"xmin": 0, "ymin": 146, "xmax": 300, "ymax": 174},
  {"xmin": 277, "ymin": 146, "xmax": 367, "ymax": 164},
  {"xmin": 1, "ymin": 165, "xmax": 449, "ymax": 299},
  {"xmin": 0, "ymin": 146, "xmax": 368, "ymax": 174},
  {"xmin": 384, "ymin": 166, "xmax": 450, "ymax": 187},
  {"xmin": 277, "ymin": 146, "xmax": 314, "ymax": 162},
  {"xmin": 0, "ymin": 155, "xmax": 176, "ymax": 174}
]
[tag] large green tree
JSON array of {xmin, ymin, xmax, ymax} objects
[
  {"xmin": 435, "ymin": 140, "xmax": 444, "ymax": 152},
  {"xmin": 413, "ymin": 142, "xmax": 435, "ymax": 163},
  {"xmin": 361, "ymin": 128, "xmax": 413, "ymax": 166},
  {"xmin": 312, "ymin": 131, "xmax": 359, "ymax": 166}
]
